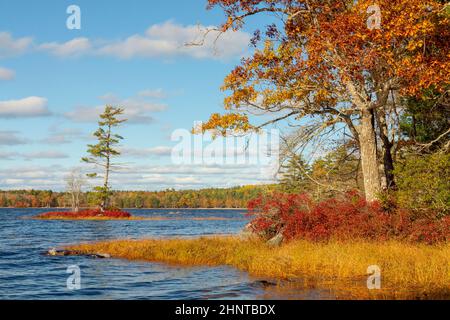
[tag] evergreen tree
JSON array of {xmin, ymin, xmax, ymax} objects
[
  {"xmin": 400, "ymin": 91, "xmax": 450, "ymax": 151},
  {"xmin": 280, "ymin": 154, "xmax": 310, "ymax": 193},
  {"xmin": 82, "ymin": 105, "xmax": 126, "ymax": 211}
]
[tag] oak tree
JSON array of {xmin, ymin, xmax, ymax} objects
[{"xmin": 201, "ymin": 0, "xmax": 449, "ymax": 201}]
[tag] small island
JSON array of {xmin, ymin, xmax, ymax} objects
[
  {"xmin": 34, "ymin": 209, "xmax": 242, "ymax": 221},
  {"xmin": 36, "ymin": 106, "xmax": 131, "ymax": 221},
  {"xmin": 35, "ymin": 209, "xmax": 132, "ymax": 220}
]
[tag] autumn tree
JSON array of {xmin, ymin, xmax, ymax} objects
[
  {"xmin": 200, "ymin": 0, "xmax": 449, "ymax": 201},
  {"xmin": 82, "ymin": 106, "xmax": 126, "ymax": 211},
  {"xmin": 0, "ymin": 193, "xmax": 7, "ymax": 207}
]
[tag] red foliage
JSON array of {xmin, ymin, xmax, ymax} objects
[
  {"xmin": 407, "ymin": 216, "xmax": 450, "ymax": 245},
  {"xmin": 37, "ymin": 209, "xmax": 131, "ymax": 219},
  {"xmin": 247, "ymin": 192, "xmax": 449, "ymax": 245}
]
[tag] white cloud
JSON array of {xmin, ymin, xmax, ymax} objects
[
  {"xmin": 0, "ymin": 21, "xmax": 250, "ymax": 61},
  {"xmin": 0, "ymin": 96, "xmax": 51, "ymax": 118},
  {"xmin": 138, "ymin": 88, "xmax": 167, "ymax": 99},
  {"xmin": 173, "ymin": 176, "xmax": 201, "ymax": 184},
  {"xmin": 22, "ymin": 150, "xmax": 69, "ymax": 160},
  {"xmin": 0, "ymin": 151, "xmax": 19, "ymax": 160},
  {"xmin": 0, "ymin": 163, "xmax": 275, "ymax": 191},
  {"xmin": 64, "ymin": 105, "xmax": 105, "ymax": 123},
  {"xmin": 38, "ymin": 37, "xmax": 91, "ymax": 57},
  {"xmin": 0, "ymin": 32, "xmax": 33, "ymax": 58},
  {"xmin": 120, "ymin": 146, "xmax": 172, "ymax": 158},
  {"xmin": 0, "ymin": 165, "xmax": 69, "ymax": 189},
  {"xmin": 0, "ymin": 67, "xmax": 15, "ymax": 80},
  {"xmin": 0, "ymin": 149, "xmax": 69, "ymax": 161},
  {"xmin": 0, "ymin": 130, "xmax": 28, "ymax": 145},
  {"xmin": 65, "ymin": 91, "xmax": 167, "ymax": 124},
  {"xmin": 97, "ymin": 21, "xmax": 250, "ymax": 60},
  {"xmin": 40, "ymin": 127, "xmax": 86, "ymax": 145},
  {"xmin": 38, "ymin": 21, "xmax": 250, "ymax": 60}
]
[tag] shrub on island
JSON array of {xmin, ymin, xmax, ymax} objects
[{"xmin": 36, "ymin": 209, "xmax": 132, "ymax": 220}]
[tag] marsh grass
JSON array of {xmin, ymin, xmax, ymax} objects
[{"xmin": 66, "ymin": 236, "xmax": 450, "ymax": 299}]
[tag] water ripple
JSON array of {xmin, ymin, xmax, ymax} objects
[{"xmin": 0, "ymin": 208, "xmax": 271, "ymax": 300}]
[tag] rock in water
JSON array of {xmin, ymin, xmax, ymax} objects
[
  {"xmin": 267, "ymin": 233, "xmax": 284, "ymax": 247},
  {"xmin": 239, "ymin": 222, "xmax": 255, "ymax": 239},
  {"xmin": 46, "ymin": 248, "xmax": 73, "ymax": 256},
  {"xmin": 45, "ymin": 249, "xmax": 111, "ymax": 259},
  {"xmin": 47, "ymin": 248, "xmax": 57, "ymax": 256},
  {"xmin": 91, "ymin": 253, "xmax": 111, "ymax": 259}
]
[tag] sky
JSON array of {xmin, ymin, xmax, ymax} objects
[{"xmin": 0, "ymin": 0, "xmax": 280, "ymax": 191}]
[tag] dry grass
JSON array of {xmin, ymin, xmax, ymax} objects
[{"xmin": 66, "ymin": 236, "xmax": 450, "ymax": 299}]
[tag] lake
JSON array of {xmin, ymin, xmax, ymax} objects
[{"xmin": 0, "ymin": 208, "xmax": 335, "ymax": 300}]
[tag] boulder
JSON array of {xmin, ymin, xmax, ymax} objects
[
  {"xmin": 46, "ymin": 248, "xmax": 76, "ymax": 256},
  {"xmin": 239, "ymin": 222, "xmax": 255, "ymax": 239},
  {"xmin": 91, "ymin": 253, "xmax": 111, "ymax": 259},
  {"xmin": 45, "ymin": 248, "xmax": 110, "ymax": 259},
  {"xmin": 267, "ymin": 233, "xmax": 284, "ymax": 247}
]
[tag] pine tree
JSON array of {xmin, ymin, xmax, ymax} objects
[
  {"xmin": 280, "ymin": 154, "xmax": 310, "ymax": 193},
  {"xmin": 82, "ymin": 105, "xmax": 126, "ymax": 211}
]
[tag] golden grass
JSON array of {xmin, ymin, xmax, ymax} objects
[{"xmin": 66, "ymin": 236, "xmax": 450, "ymax": 299}]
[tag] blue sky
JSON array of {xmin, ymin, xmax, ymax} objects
[{"xmin": 0, "ymin": 0, "xmax": 280, "ymax": 191}]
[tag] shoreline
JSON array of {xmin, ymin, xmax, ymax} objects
[
  {"xmin": 31, "ymin": 216, "xmax": 247, "ymax": 221},
  {"xmin": 1, "ymin": 207, "xmax": 247, "ymax": 210},
  {"xmin": 65, "ymin": 236, "xmax": 450, "ymax": 300}
]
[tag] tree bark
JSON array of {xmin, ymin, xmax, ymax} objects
[
  {"xmin": 381, "ymin": 141, "xmax": 396, "ymax": 189},
  {"xmin": 74, "ymin": 191, "xmax": 80, "ymax": 213},
  {"xmin": 376, "ymin": 108, "xmax": 396, "ymax": 190},
  {"xmin": 102, "ymin": 124, "xmax": 112, "ymax": 212},
  {"xmin": 358, "ymin": 108, "xmax": 381, "ymax": 202},
  {"xmin": 71, "ymin": 192, "xmax": 76, "ymax": 212}
]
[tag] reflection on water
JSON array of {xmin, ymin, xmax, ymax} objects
[{"xmin": 0, "ymin": 208, "xmax": 336, "ymax": 300}]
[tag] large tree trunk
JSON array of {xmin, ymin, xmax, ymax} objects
[
  {"xmin": 101, "ymin": 160, "xmax": 110, "ymax": 213},
  {"xmin": 74, "ymin": 191, "xmax": 80, "ymax": 213},
  {"xmin": 358, "ymin": 108, "xmax": 381, "ymax": 202},
  {"xmin": 376, "ymin": 110, "xmax": 396, "ymax": 190},
  {"xmin": 101, "ymin": 124, "xmax": 112, "ymax": 213},
  {"xmin": 382, "ymin": 142, "xmax": 396, "ymax": 189}
]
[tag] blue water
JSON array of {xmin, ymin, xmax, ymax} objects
[{"xmin": 0, "ymin": 208, "xmax": 329, "ymax": 300}]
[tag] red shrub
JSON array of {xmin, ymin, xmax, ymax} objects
[
  {"xmin": 407, "ymin": 216, "xmax": 450, "ymax": 245},
  {"xmin": 37, "ymin": 209, "xmax": 131, "ymax": 219},
  {"xmin": 247, "ymin": 192, "xmax": 449, "ymax": 244}
]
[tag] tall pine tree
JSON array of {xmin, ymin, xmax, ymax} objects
[
  {"xmin": 280, "ymin": 154, "xmax": 310, "ymax": 193},
  {"xmin": 82, "ymin": 106, "xmax": 126, "ymax": 211}
]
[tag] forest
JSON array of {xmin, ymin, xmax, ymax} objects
[
  {"xmin": 0, "ymin": 185, "xmax": 272, "ymax": 209},
  {"xmin": 2, "ymin": 145, "xmax": 448, "ymax": 216}
]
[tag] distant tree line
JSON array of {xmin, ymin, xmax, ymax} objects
[{"xmin": 0, "ymin": 185, "xmax": 275, "ymax": 209}]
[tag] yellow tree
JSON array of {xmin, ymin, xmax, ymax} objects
[{"xmin": 201, "ymin": 0, "xmax": 449, "ymax": 201}]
